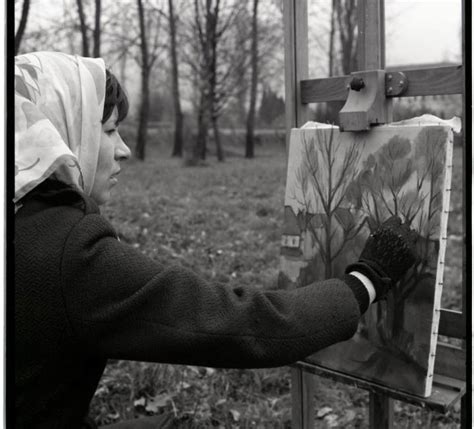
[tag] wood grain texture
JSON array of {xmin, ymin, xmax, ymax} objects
[
  {"xmin": 395, "ymin": 66, "xmax": 464, "ymax": 98},
  {"xmin": 369, "ymin": 393, "xmax": 393, "ymax": 429},
  {"xmin": 357, "ymin": 0, "xmax": 384, "ymax": 70},
  {"xmin": 291, "ymin": 368, "xmax": 314, "ymax": 429},
  {"xmin": 300, "ymin": 66, "xmax": 463, "ymax": 104},
  {"xmin": 283, "ymin": 0, "xmax": 309, "ymax": 154}
]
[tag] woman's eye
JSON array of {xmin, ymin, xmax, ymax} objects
[{"xmin": 105, "ymin": 129, "xmax": 116, "ymax": 136}]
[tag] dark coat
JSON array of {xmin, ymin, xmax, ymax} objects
[{"xmin": 15, "ymin": 182, "xmax": 360, "ymax": 428}]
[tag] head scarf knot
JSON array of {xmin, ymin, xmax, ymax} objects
[{"xmin": 15, "ymin": 51, "xmax": 106, "ymax": 204}]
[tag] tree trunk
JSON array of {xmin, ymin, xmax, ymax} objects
[
  {"xmin": 168, "ymin": 0, "xmax": 184, "ymax": 157},
  {"xmin": 136, "ymin": 68, "xmax": 150, "ymax": 160},
  {"xmin": 212, "ymin": 117, "xmax": 224, "ymax": 161},
  {"xmin": 15, "ymin": 0, "xmax": 30, "ymax": 55},
  {"xmin": 76, "ymin": 0, "xmax": 90, "ymax": 57},
  {"xmin": 195, "ymin": 95, "xmax": 209, "ymax": 160},
  {"xmin": 207, "ymin": 2, "xmax": 220, "ymax": 161},
  {"xmin": 328, "ymin": 0, "xmax": 336, "ymax": 76},
  {"xmin": 336, "ymin": 0, "xmax": 358, "ymax": 74},
  {"xmin": 93, "ymin": 0, "xmax": 101, "ymax": 57},
  {"xmin": 245, "ymin": 0, "xmax": 259, "ymax": 159},
  {"xmin": 135, "ymin": 0, "xmax": 150, "ymax": 160}
]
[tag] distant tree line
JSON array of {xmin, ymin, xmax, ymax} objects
[
  {"xmin": 15, "ymin": 0, "xmax": 287, "ymax": 162},
  {"xmin": 15, "ymin": 0, "xmax": 368, "ymax": 162}
]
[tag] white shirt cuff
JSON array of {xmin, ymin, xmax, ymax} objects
[{"xmin": 349, "ymin": 271, "xmax": 376, "ymax": 304}]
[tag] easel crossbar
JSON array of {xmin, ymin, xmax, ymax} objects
[
  {"xmin": 292, "ymin": 361, "xmax": 465, "ymax": 414},
  {"xmin": 300, "ymin": 65, "xmax": 463, "ymax": 104}
]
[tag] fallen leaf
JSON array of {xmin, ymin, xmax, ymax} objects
[
  {"xmin": 324, "ymin": 413, "xmax": 339, "ymax": 427},
  {"xmin": 316, "ymin": 406, "xmax": 333, "ymax": 418},
  {"xmin": 343, "ymin": 409, "xmax": 357, "ymax": 423},
  {"xmin": 145, "ymin": 393, "xmax": 171, "ymax": 413},
  {"xmin": 229, "ymin": 409, "xmax": 240, "ymax": 422},
  {"xmin": 107, "ymin": 412, "xmax": 120, "ymax": 420},
  {"xmin": 177, "ymin": 381, "xmax": 190, "ymax": 390},
  {"xmin": 133, "ymin": 397, "xmax": 146, "ymax": 407}
]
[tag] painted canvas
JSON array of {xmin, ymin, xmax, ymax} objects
[{"xmin": 279, "ymin": 120, "xmax": 454, "ymax": 397}]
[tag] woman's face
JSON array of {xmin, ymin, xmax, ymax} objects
[{"xmin": 90, "ymin": 107, "xmax": 131, "ymax": 205}]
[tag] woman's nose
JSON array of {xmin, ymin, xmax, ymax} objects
[{"xmin": 115, "ymin": 134, "xmax": 131, "ymax": 161}]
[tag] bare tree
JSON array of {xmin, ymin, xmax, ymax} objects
[
  {"xmin": 15, "ymin": 0, "xmax": 30, "ymax": 55},
  {"xmin": 135, "ymin": 0, "xmax": 150, "ymax": 160},
  {"xmin": 192, "ymin": 0, "xmax": 223, "ymax": 161},
  {"xmin": 185, "ymin": 0, "xmax": 247, "ymax": 162},
  {"xmin": 328, "ymin": 0, "xmax": 336, "ymax": 76},
  {"xmin": 292, "ymin": 129, "xmax": 365, "ymax": 278},
  {"xmin": 93, "ymin": 0, "xmax": 101, "ymax": 57},
  {"xmin": 168, "ymin": 0, "xmax": 184, "ymax": 157},
  {"xmin": 245, "ymin": 0, "xmax": 259, "ymax": 159},
  {"xmin": 135, "ymin": 0, "xmax": 166, "ymax": 160},
  {"xmin": 325, "ymin": 0, "xmax": 358, "ymax": 123},
  {"xmin": 76, "ymin": 0, "xmax": 90, "ymax": 56},
  {"xmin": 335, "ymin": 0, "xmax": 358, "ymax": 74}
]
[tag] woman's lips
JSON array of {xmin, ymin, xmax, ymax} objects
[{"xmin": 110, "ymin": 171, "xmax": 120, "ymax": 185}]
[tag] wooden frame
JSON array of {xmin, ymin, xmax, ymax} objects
[{"xmin": 283, "ymin": 0, "xmax": 466, "ymax": 427}]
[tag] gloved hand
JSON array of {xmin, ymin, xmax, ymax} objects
[{"xmin": 345, "ymin": 216, "xmax": 418, "ymax": 302}]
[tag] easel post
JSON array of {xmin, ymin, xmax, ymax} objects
[
  {"xmin": 284, "ymin": 0, "xmax": 465, "ymax": 427},
  {"xmin": 283, "ymin": 1, "xmax": 313, "ymax": 428},
  {"xmin": 460, "ymin": 0, "xmax": 467, "ymax": 426},
  {"xmin": 355, "ymin": 1, "xmax": 395, "ymax": 426}
]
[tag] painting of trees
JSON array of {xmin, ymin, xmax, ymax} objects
[
  {"xmin": 289, "ymin": 128, "xmax": 366, "ymax": 280},
  {"xmin": 346, "ymin": 127, "xmax": 448, "ymax": 347},
  {"xmin": 281, "ymin": 124, "xmax": 452, "ymax": 397}
]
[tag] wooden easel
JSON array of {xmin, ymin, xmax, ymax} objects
[{"xmin": 283, "ymin": 0, "xmax": 467, "ymax": 427}]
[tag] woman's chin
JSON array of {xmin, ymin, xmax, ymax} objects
[{"xmin": 90, "ymin": 190, "xmax": 111, "ymax": 206}]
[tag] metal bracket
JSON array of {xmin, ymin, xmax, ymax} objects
[
  {"xmin": 386, "ymin": 71, "xmax": 408, "ymax": 97},
  {"xmin": 339, "ymin": 69, "xmax": 396, "ymax": 132}
]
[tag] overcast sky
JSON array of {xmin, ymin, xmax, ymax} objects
[
  {"xmin": 23, "ymin": 0, "xmax": 463, "ymax": 67},
  {"xmin": 384, "ymin": 0, "xmax": 462, "ymax": 66}
]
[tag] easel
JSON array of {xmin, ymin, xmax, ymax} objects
[{"xmin": 283, "ymin": 0, "xmax": 467, "ymax": 427}]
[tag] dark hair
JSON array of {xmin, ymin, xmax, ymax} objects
[{"xmin": 102, "ymin": 69, "xmax": 129, "ymax": 124}]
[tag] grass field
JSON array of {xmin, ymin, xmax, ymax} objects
[{"xmin": 90, "ymin": 131, "xmax": 463, "ymax": 428}]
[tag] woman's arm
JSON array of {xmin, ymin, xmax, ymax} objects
[{"xmin": 61, "ymin": 213, "xmax": 361, "ymax": 368}]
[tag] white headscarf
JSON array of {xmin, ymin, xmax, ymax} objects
[{"xmin": 15, "ymin": 51, "xmax": 106, "ymax": 204}]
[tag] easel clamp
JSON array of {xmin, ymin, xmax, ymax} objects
[{"xmin": 339, "ymin": 69, "xmax": 408, "ymax": 132}]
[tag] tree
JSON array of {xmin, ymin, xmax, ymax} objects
[
  {"xmin": 168, "ymin": 0, "xmax": 184, "ymax": 157},
  {"xmin": 93, "ymin": 0, "xmax": 101, "ymax": 57},
  {"xmin": 348, "ymin": 129, "xmax": 448, "ymax": 345},
  {"xmin": 292, "ymin": 129, "xmax": 365, "ymax": 279},
  {"xmin": 192, "ymin": 0, "xmax": 224, "ymax": 161},
  {"xmin": 245, "ymin": 0, "xmax": 259, "ymax": 159},
  {"xmin": 258, "ymin": 87, "xmax": 284, "ymax": 126},
  {"xmin": 15, "ymin": 0, "xmax": 30, "ymax": 55},
  {"xmin": 334, "ymin": 0, "xmax": 358, "ymax": 74},
  {"xmin": 76, "ymin": 0, "xmax": 90, "ymax": 56},
  {"xmin": 135, "ymin": 0, "xmax": 150, "ymax": 160},
  {"xmin": 184, "ymin": 0, "xmax": 247, "ymax": 162},
  {"xmin": 134, "ymin": 0, "xmax": 166, "ymax": 160},
  {"xmin": 328, "ymin": 0, "xmax": 336, "ymax": 76},
  {"xmin": 325, "ymin": 0, "xmax": 358, "ymax": 124}
]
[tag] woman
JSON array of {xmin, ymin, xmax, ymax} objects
[{"xmin": 14, "ymin": 52, "xmax": 417, "ymax": 429}]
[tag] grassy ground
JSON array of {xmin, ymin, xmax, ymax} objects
[{"xmin": 90, "ymin": 131, "xmax": 463, "ymax": 428}]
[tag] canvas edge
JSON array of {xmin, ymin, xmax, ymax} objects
[{"xmin": 424, "ymin": 127, "xmax": 455, "ymax": 397}]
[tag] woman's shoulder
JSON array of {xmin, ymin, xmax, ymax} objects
[{"xmin": 17, "ymin": 178, "xmax": 99, "ymax": 217}]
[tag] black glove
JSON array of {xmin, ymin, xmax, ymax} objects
[{"xmin": 345, "ymin": 216, "xmax": 418, "ymax": 303}]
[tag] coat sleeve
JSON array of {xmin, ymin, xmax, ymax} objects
[{"xmin": 61, "ymin": 213, "xmax": 361, "ymax": 368}]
